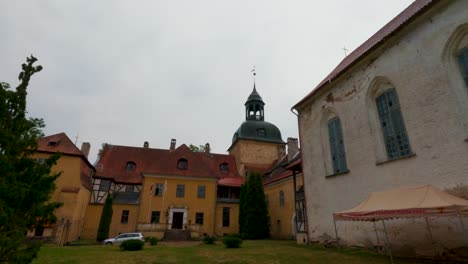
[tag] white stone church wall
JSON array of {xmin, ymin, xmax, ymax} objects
[{"xmin": 298, "ymin": 0, "xmax": 468, "ymax": 256}]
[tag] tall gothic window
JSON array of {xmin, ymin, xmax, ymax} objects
[
  {"xmin": 328, "ymin": 117, "xmax": 348, "ymax": 174},
  {"xmin": 457, "ymin": 47, "xmax": 468, "ymax": 87},
  {"xmin": 376, "ymin": 88, "xmax": 411, "ymax": 159}
]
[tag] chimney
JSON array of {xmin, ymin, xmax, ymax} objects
[
  {"xmin": 287, "ymin": 137, "xmax": 299, "ymax": 160},
  {"xmin": 81, "ymin": 142, "xmax": 91, "ymax": 158},
  {"xmin": 277, "ymin": 145, "xmax": 286, "ymax": 160},
  {"xmin": 143, "ymin": 141, "xmax": 149, "ymax": 148},
  {"xmin": 170, "ymin": 138, "xmax": 176, "ymax": 151},
  {"xmin": 204, "ymin": 143, "xmax": 211, "ymax": 153}
]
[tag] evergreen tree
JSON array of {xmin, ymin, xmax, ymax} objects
[
  {"xmin": 97, "ymin": 194, "xmax": 113, "ymax": 242},
  {"xmin": 0, "ymin": 56, "xmax": 62, "ymax": 263},
  {"xmin": 238, "ymin": 184, "xmax": 247, "ymax": 235},
  {"xmin": 243, "ymin": 172, "xmax": 270, "ymax": 239}
]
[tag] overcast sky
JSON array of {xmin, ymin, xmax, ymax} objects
[{"xmin": 1, "ymin": 0, "xmax": 414, "ymax": 163}]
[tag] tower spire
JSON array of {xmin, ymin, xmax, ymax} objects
[
  {"xmin": 252, "ymin": 66, "xmax": 256, "ymax": 92},
  {"xmin": 245, "ymin": 67, "xmax": 265, "ymax": 121}
]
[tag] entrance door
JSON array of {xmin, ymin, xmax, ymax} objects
[{"xmin": 171, "ymin": 212, "xmax": 184, "ymax": 229}]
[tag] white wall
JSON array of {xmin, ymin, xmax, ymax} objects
[{"xmin": 297, "ymin": 0, "xmax": 468, "ymax": 256}]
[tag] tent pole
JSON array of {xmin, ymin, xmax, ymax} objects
[
  {"xmin": 381, "ymin": 220, "xmax": 393, "ymax": 264},
  {"xmin": 457, "ymin": 212, "xmax": 465, "ymax": 233},
  {"xmin": 373, "ymin": 220, "xmax": 381, "ymax": 246},
  {"xmin": 424, "ymin": 217, "xmax": 437, "ymax": 257},
  {"xmin": 333, "ymin": 215, "xmax": 339, "ymax": 242}
]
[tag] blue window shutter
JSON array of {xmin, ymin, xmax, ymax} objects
[
  {"xmin": 457, "ymin": 47, "xmax": 468, "ymax": 87},
  {"xmin": 328, "ymin": 117, "xmax": 348, "ymax": 174},
  {"xmin": 336, "ymin": 118, "xmax": 348, "ymax": 173},
  {"xmin": 328, "ymin": 119, "xmax": 339, "ymax": 173},
  {"xmin": 376, "ymin": 89, "xmax": 411, "ymax": 159}
]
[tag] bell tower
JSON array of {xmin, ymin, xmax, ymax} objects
[
  {"xmin": 229, "ymin": 71, "xmax": 286, "ymax": 178},
  {"xmin": 245, "ymin": 84, "xmax": 265, "ymax": 121}
]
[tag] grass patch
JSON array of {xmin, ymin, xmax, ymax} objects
[{"xmin": 32, "ymin": 240, "xmax": 428, "ymax": 264}]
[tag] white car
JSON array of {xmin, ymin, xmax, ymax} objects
[{"xmin": 102, "ymin": 232, "xmax": 145, "ymax": 245}]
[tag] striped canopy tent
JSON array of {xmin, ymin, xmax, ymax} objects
[
  {"xmin": 334, "ymin": 185, "xmax": 468, "ymax": 221},
  {"xmin": 332, "ymin": 185, "xmax": 468, "ymax": 263}
]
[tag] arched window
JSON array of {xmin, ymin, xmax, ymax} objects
[
  {"xmin": 219, "ymin": 162, "xmax": 228, "ymax": 173},
  {"xmin": 376, "ymin": 88, "xmax": 412, "ymax": 159},
  {"xmin": 177, "ymin": 158, "xmax": 188, "ymax": 170},
  {"xmin": 126, "ymin": 161, "xmax": 136, "ymax": 171},
  {"xmin": 327, "ymin": 117, "xmax": 348, "ymax": 174},
  {"xmin": 457, "ymin": 47, "xmax": 468, "ymax": 87},
  {"xmin": 279, "ymin": 190, "xmax": 285, "ymax": 207}
]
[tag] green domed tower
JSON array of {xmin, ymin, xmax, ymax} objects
[{"xmin": 229, "ymin": 83, "xmax": 286, "ymax": 178}]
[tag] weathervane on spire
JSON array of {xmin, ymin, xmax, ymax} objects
[{"xmin": 252, "ymin": 66, "xmax": 256, "ymax": 89}]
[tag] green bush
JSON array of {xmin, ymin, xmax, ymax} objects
[
  {"xmin": 203, "ymin": 235, "xmax": 216, "ymax": 245},
  {"xmin": 119, "ymin": 240, "xmax": 144, "ymax": 251},
  {"xmin": 225, "ymin": 233, "xmax": 242, "ymax": 239},
  {"xmin": 222, "ymin": 236, "xmax": 242, "ymax": 248},
  {"xmin": 149, "ymin": 237, "xmax": 158, "ymax": 246}
]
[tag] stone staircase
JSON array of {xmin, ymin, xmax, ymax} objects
[{"xmin": 163, "ymin": 230, "xmax": 191, "ymax": 241}]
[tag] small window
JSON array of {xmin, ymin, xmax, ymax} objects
[
  {"xmin": 36, "ymin": 158, "xmax": 46, "ymax": 165},
  {"xmin": 219, "ymin": 162, "xmax": 228, "ymax": 173},
  {"xmin": 457, "ymin": 47, "xmax": 468, "ymax": 87},
  {"xmin": 154, "ymin": 183, "xmax": 164, "ymax": 196},
  {"xmin": 197, "ymin": 185, "xmax": 206, "ymax": 198},
  {"xmin": 176, "ymin": 184, "xmax": 185, "ymax": 197},
  {"xmin": 125, "ymin": 185, "xmax": 134, "ymax": 192},
  {"xmin": 376, "ymin": 88, "xmax": 411, "ymax": 159},
  {"xmin": 195, "ymin": 212, "xmax": 204, "ymax": 225},
  {"xmin": 48, "ymin": 141, "xmax": 58, "ymax": 146},
  {"xmin": 257, "ymin": 128, "xmax": 266, "ymax": 137},
  {"xmin": 126, "ymin": 161, "xmax": 136, "ymax": 171},
  {"xmin": 121, "ymin": 210, "xmax": 129, "ymax": 224},
  {"xmin": 177, "ymin": 159, "xmax": 188, "ymax": 170},
  {"xmin": 99, "ymin": 180, "xmax": 111, "ymax": 191},
  {"xmin": 222, "ymin": 207, "xmax": 230, "ymax": 227},
  {"xmin": 151, "ymin": 211, "xmax": 160, "ymax": 223},
  {"xmin": 265, "ymin": 195, "xmax": 269, "ymax": 208},
  {"xmin": 279, "ymin": 191, "xmax": 285, "ymax": 207}
]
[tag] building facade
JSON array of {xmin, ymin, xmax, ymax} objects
[
  {"xmin": 82, "ymin": 141, "xmax": 243, "ymax": 239},
  {"xmin": 31, "ymin": 85, "xmax": 302, "ymax": 243},
  {"xmin": 293, "ymin": 0, "xmax": 468, "ymax": 256},
  {"xmin": 32, "ymin": 133, "xmax": 94, "ymax": 245}
]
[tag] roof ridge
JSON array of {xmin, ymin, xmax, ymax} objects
[{"xmin": 293, "ymin": 0, "xmax": 437, "ymax": 109}]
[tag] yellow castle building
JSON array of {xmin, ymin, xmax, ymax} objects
[
  {"xmin": 31, "ymin": 133, "xmax": 94, "ymax": 245},
  {"xmin": 34, "ymin": 85, "xmax": 307, "ymax": 242}
]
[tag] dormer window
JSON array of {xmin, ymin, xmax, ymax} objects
[
  {"xmin": 126, "ymin": 161, "xmax": 136, "ymax": 171},
  {"xmin": 48, "ymin": 141, "xmax": 58, "ymax": 146},
  {"xmin": 178, "ymin": 158, "xmax": 188, "ymax": 170},
  {"xmin": 220, "ymin": 162, "xmax": 229, "ymax": 173},
  {"xmin": 257, "ymin": 128, "xmax": 266, "ymax": 137}
]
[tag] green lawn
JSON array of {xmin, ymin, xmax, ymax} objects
[{"xmin": 32, "ymin": 240, "xmax": 429, "ymax": 264}]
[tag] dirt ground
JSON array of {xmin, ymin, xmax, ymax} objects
[{"xmin": 158, "ymin": 241, "xmax": 203, "ymax": 247}]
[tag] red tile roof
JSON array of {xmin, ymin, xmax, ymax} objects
[
  {"xmin": 244, "ymin": 164, "xmax": 272, "ymax": 176},
  {"xmin": 218, "ymin": 177, "xmax": 244, "ymax": 187},
  {"xmin": 95, "ymin": 143, "xmax": 242, "ymax": 185},
  {"xmin": 38, "ymin": 132, "xmax": 84, "ymax": 156},
  {"xmin": 263, "ymin": 151, "xmax": 302, "ymax": 186},
  {"xmin": 293, "ymin": 0, "xmax": 437, "ymax": 109},
  {"xmin": 37, "ymin": 132, "xmax": 94, "ymax": 190}
]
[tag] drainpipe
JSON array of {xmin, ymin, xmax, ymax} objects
[
  {"xmin": 291, "ymin": 107, "xmax": 309, "ymax": 243},
  {"xmin": 213, "ymin": 185, "xmax": 218, "ymax": 236}
]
